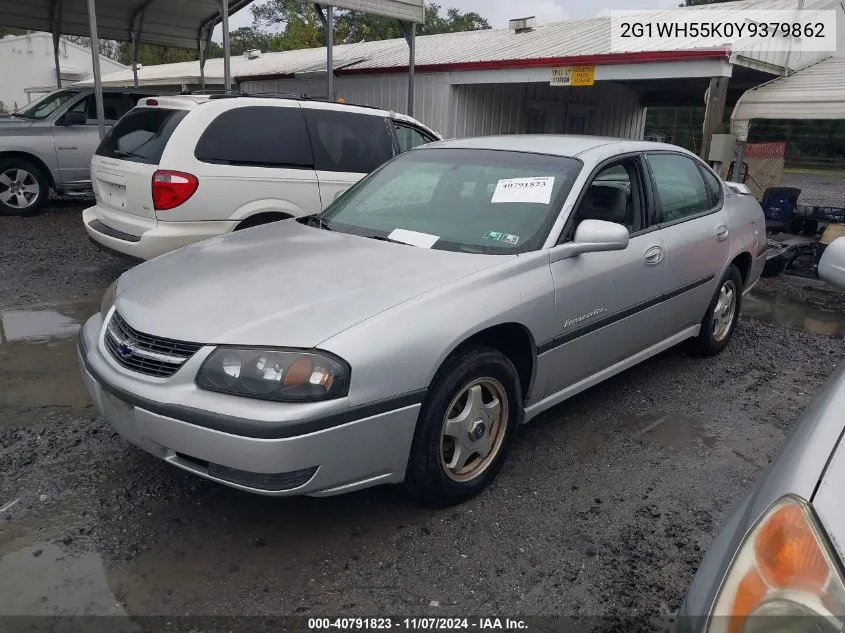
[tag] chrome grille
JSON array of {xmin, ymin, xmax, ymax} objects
[{"xmin": 104, "ymin": 311, "xmax": 203, "ymax": 378}]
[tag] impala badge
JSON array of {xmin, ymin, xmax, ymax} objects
[{"xmin": 564, "ymin": 307, "xmax": 607, "ymax": 329}]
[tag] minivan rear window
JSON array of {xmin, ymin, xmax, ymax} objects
[{"xmin": 96, "ymin": 108, "xmax": 189, "ymax": 164}]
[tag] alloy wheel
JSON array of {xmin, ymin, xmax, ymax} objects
[
  {"xmin": 0, "ymin": 168, "xmax": 40, "ymax": 210},
  {"xmin": 439, "ymin": 378, "xmax": 508, "ymax": 483}
]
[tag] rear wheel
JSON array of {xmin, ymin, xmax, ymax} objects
[
  {"xmin": 0, "ymin": 159, "xmax": 49, "ymax": 216},
  {"xmin": 234, "ymin": 213, "xmax": 291, "ymax": 231},
  {"xmin": 689, "ymin": 265, "xmax": 742, "ymax": 356},
  {"xmin": 404, "ymin": 346, "xmax": 521, "ymax": 506}
]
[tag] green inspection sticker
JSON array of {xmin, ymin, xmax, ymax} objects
[{"xmin": 483, "ymin": 231, "xmax": 520, "ymax": 245}]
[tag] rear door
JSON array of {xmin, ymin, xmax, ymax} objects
[
  {"xmin": 90, "ymin": 104, "xmax": 190, "ymax": 235},
  {"xmin": 644, "ymin": 151, "xmax": 731, "ymax": 331},
  {"xmin": 302, "ymin": 106, "xmax": 396, "ymax": 208},
  {"xmin": 52, "ymin": 92, "xmax": 133, "ymax": 186}
]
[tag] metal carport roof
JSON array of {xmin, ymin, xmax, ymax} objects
[
  {"xmin": 731, "ymin": 56, "xmax": 845, "ymax": 141},
  {"xmin": 0, "ymin": 0, "xmax": 253, "ymax": 49}
]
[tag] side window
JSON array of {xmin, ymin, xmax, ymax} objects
[
  {"xmin": 394, "ymin": 123, "xmax": 434, "ymax": 153},
  {"xmin": 69, "ymin": 94, "xmax": 130, "ymax": 123},
  {"xmin": 647, "ymin": 153, "xmax": 713, "ymax": 224},
  {"xmin": 699, "ymin": 164, "xmax": 723, "ymax": 207},
  {"xmin": 194, "ymin": 106, "xmax": 313, "ymax": 168},
  {"xmin": 303, "ymin": 109, "xmax": 394, "ymax": 174},
  {"xmin": 572, "ymin": 159, "xmax": 644, "ymax": 235}
]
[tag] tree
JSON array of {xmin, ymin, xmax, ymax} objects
[
  {"xmin": 251, "ymin": 1, "xmax": 490, "ymax": 50},
  {"xmin": 62, "ymin": 35, "xmax": 122, "ymax": 60}
]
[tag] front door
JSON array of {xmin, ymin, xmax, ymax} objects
[
  {"xmin": 543, "ymin": 155, "xmax": 669, "ymax": 396},
  {"xmin": 52, "ymin": 93, "xmax": 131, "ymax": 187},
  {"xmin": 644, "ymin": 152, "xmax": 731, "ymax": 332}
]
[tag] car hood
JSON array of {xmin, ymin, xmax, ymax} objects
[{"xmin": 114, "ymin": 220, "xmax": 513, "ymax": 348}]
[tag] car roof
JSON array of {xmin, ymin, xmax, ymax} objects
[{"xmin": 420, "ymin": 135, "xmax": 694, "ymax": 159}]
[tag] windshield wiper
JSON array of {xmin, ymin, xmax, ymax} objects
[
  {"xmin": 363, "ymin": 234, "xmax": 408, "ymax": 245},
  {"xmin": 110, "ymin": 149, "xmax": 145, "ymax": 159},
  {"xmin": 303, "ymin": 215, "xmax": 335, "ymax": 231}
]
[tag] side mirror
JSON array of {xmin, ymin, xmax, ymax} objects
[
  {"xmin": 58, "ymin": 111, "xmax": 87, "ymax": 126},
  {"xmin": 550, "ymin": 219, "xmax": 630, "ymax": 263},
  {"xmin": 818, "ymin": 236, "xmax": 845, "ymax": 292}
]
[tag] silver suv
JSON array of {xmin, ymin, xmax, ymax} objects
[{"xmin": 0, "ymin": 87, "xmax": 158, "ymax": 216}]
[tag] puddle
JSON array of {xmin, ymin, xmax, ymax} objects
[
  {"xmin": 0, "ymin": 298, "xmax": 100, "ymax": 425},
  {"xmin": 0, "ymin": 309, "xmax": 80, "ymax": 343},
  {"xmin": 622, "ymin": 413, "xmax": 718, "ymax": 451},
  {"xmin": 744, "ymin": 288, "xmax": 845, "ymax": 338},
  {"xmin": 0, "ymin": 543, "xmax": 131, "ymax": 619}
]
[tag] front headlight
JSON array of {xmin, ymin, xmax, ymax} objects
[
  {"xmin": 708, "ymin": 495, "xmax": 845, "ymax": 633},
  {"xmin": 100, "ymin": 280, "xmax": 118, "ymax": 316},
  {"xmin": 195, "ymin": 347, "xmax": 350, "ymax": 403}
]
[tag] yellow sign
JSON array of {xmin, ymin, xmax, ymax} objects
[{"xmin": 550, "ymin": 65, "xmax": 595, "ymax": 87}]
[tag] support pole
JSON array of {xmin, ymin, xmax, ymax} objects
[
  {"xmin": 732, "ymin": 140, "xmax": 747, "ymax": 183},
  {"xmin": 326, "ymin": 5, "xmax": 334, "ymax": 101},
  {"xmin": 700, "ymin": 76, "xmax": 729, "ymax": 162},
  {"xmin": 407, "ymin": 22, "xmax": 415, "ymax": 117},
  {"xmin": 198, "ymin": 30, "xmax": 206, "ymax": 90},
  {"xmin": 130, "ymin": 10, "xmax": 145, "ymax": 88},
  {"xmin": 50, "ymin": 0, "xmax": 63, "ymax": 89},
  {"xmin": 86, "ymin": 0, "xmax": 105, "ymax": 140},
  {"xmin": 218, "ymin": 0, "xmax": 232, "ymax": 92}
]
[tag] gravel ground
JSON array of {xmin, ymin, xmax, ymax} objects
[{"xmin": 2, "ymin": 204, "xmax": 845, "ymax": 629}]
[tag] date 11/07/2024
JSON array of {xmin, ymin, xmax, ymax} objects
[{"xmin": 308, "ymin": 617, "xmax": 528, "ymax": 630}]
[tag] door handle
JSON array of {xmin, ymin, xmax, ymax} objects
[
  {"xmin": 716, "ymin": 225, "xmax": 730, "ymax": 241},
  {"xmin": 644, "ymin": 245, "xmax": 664, "ymax": 265}
]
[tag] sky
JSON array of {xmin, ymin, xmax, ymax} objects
[{"xmin": 215, "ymin": 0, "xmax": 681, "ymax": 38}]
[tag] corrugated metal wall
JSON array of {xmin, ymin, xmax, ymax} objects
[
  {"xmin": 452, "ymin": 82, "xmax": 646, "ymax": 139},
  {"xmin": 241, "ymin": 74, "xmax": 645, "ymax": 140},
  {"xmin": 241, "ymin": 73, "xmax": 454, "ymax": 136}
]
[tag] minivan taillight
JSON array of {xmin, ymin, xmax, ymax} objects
[{"xmin": 152, "ymin": 170, "xmax": 198, "ymax": 211}]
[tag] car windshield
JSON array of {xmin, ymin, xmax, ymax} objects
[
  {"xmin": 318, "ymin": 148, "xmax": 582, "ymax": 253},
  {"xmin": 15, "ymin": 90, "xmax": 80, "ymax": 119}
]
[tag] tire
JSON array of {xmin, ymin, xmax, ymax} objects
[
  {"xmin": 0, "ymin": 159, "xmax": 50, "ymax": 216},
  {"xmin": 689, "ymin": 265, "xmax": 743, "ymax": 357},
  {"xmin": 404, "ymin": 345, "xmax": 522, "ymax": 506}
]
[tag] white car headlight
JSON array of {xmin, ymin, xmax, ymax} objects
[{"xmin": 708, "ymin": 495, "xmax": 845, "ymax": 633}]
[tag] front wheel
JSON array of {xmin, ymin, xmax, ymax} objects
[
  {"xmin": 689, "ymin": 265, "xmax": 743, "ymax": 356},
  {"xmin": 404, "ymin": 346, "xmax": 522, "ymax": 506}
]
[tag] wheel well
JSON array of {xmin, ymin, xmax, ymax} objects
[
  {"xmin": 0, "ymin": 152, "xmax": 56, "ymax": 190},
  {"xmin": 234, "ymin": 212, "xmax": 293, "ymax": 231},
  {"xmin": 731, "ymin": 252, "xmax": 753, "ymax": 288},
  {"xmin": 451, "ymin": 323, "xmax": 536, "ymax": 404}
]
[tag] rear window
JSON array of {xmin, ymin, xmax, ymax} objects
[
  {"xmin": 194, "ymin": 106, "xmax": 313, "ymax": 168},
  {"xmin": 303, "ymin": 109, "xmax": 394, "ymax": 174},
  {"xmin": 96, "ymin": 107, "xmax": 188, "ymax": 164}
]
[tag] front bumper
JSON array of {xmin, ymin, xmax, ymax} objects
[
  {"xmin": 78, "ymin": 313, "xmax": 422, "ymax": 496},
  {"xmin": 83, "ymin": 206, "xmax": 237, "ymax": 261}
]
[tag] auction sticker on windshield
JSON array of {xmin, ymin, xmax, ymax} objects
[
  {"xmin": 491, "ymin": 177, "xmax": 555, "ymax": 204},
  {"xmin": 387, "ymin": 228, "xmax": 440, "ymax": 248}
]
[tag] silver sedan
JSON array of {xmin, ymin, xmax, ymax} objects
[
  {"xmin": 78, "ymin": 136, "xmax": 766, "ymax": 505},
  {"xmin": 679, "ymin": 237, "xmax": 845, "ymax": 632}
]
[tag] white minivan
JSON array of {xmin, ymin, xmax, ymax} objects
[{"xmin": 82, "ymin": 94, "xmax": 440, "ymax": 260}]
